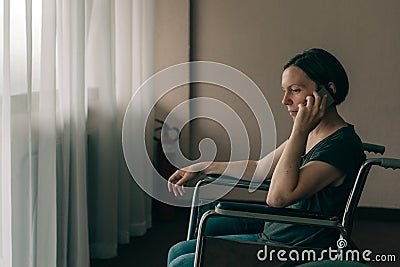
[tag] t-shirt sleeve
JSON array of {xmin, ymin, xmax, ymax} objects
[{"xmin": 307, "ymin": 135, "xmax": 362, "ymax": 177}]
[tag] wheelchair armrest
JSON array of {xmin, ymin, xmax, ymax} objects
[{"xmin": 214, "ymin": 202, "xmax": 340, "ymax": 228}]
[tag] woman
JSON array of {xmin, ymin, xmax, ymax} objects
[{"xmin": 167, "ymin": 48, "xmax": 366, "ymax": 266}]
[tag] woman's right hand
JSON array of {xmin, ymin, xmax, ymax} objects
[
  {"xmin": 167, "ymin": 164, "xmax": 206, "ymax": 196},
  {"xmin": 293, "ymin": 91, "xmax": 327, "ymax": 135}
]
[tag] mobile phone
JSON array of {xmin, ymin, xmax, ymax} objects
[
  {"xmin": 303, "ymin": 86, "xmax": 335, "ymax": 107},
  {"xmin": 317, "ymin": 86, "xmax": 335, "ymax": 108}
]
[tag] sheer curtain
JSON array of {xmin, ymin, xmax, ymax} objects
[
  {"xmin": 86, "ymin": 0, "xmax": 154, "ymax": 259},
  {"xmin": 0, "ymin": 0, "xmax": 155, "ymax": 266}
]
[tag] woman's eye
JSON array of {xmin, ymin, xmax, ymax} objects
[{"xmin": 290, "ymin": 89, "xmax": 301, "ymax": 94}]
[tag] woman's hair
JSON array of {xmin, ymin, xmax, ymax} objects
[{"xmin": 283, "ymin": 48, "xmax": 349, "ymax": 105}]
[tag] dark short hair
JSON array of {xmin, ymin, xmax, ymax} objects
[{"xmin": 283, "ymin": 48, "xmax": 349, "ymax": 105}]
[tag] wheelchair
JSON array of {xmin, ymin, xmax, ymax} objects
[{"xmin": 184, "ymin": 143, "xmax": 400, "ymax": 266}]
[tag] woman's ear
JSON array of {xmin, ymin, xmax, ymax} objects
[{"xmin": 327, "ymin": 82, "xmax": 337, "ymax": 95}]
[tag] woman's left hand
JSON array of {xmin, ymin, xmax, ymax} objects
[{"xmin": 293, "ymin": 91, "xmax": 328, "ymax": 135}]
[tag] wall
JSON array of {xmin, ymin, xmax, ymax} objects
[
  {"xmin": 156, "ymin": 0, "xmax": 400, "ymax": 208},
  {"xmin": 154, "ymin": 0, "xmax": 191, "ymax": 159}
]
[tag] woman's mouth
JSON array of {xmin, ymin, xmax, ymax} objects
[{"xmin": 289, "ymin": 111, "xmax": 298, "ymax": 116}]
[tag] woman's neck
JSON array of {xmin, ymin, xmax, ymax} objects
[{"xmin": 309, "ymin": 107, "xmax": 347, "ymax": 139}]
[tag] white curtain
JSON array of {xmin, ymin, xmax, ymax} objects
[
  {"xmin": 86, "ymin": 0, "xmax": 154, "ymax": 259},
  {"xmin": 0, "ymin": 0, "xmax": 155, "ymax": 266}
]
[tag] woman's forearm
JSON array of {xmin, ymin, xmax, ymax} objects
[
  {"xmin": 201, "ymin": 160, "xmax": 258, "ymax": 181},
  {"xmin": 201, "ymin": 142, "xmax": 286, "ymax": 183}
]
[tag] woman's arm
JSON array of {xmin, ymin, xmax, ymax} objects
[
  {"xmin": 254, "ymin": 140, "xmax": 287, "ymax": 181},
  {"xmin": 267, "ymin": 92, "xmax": 344, "ymax": 207},
  {"xmin": 167, "ymin": 141, "xmax": 287, "ymax": 196}
]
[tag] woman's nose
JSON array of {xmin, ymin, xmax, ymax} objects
[{"xmin": 282, "ymin": 92, "xmax": 292, "ymax": 106}]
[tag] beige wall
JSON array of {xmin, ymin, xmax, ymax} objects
[
  {"xmin": 156, "ymin": 0, "xmax": 400, "ymax": 208},
  {"xmin": 154, "ymin": 0, "xmax": 190, "ymax": 157}
]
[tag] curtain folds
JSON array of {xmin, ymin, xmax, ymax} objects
[
  {"xmin": 0, "ymin": 0, "xmax": 155, "ymax": 265},
  {"xmin": 1, "ymin": 0, "xmax": 13, "ymax": 267},
  {"xmin": 87, "ymin": 0, "xmax": 154, "ymax": 258}
]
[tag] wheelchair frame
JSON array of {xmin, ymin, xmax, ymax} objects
[{"xmin": 184, "ymin": 143, "xmax": 397, "ymax": 266}]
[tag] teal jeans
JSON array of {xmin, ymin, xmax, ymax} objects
[
  {"xmin": 168, "ymin": 202, "xmax": 264, "ymax": 267},
  {"xmin": 167, "ymin": 234, "xmax": 259, "ymax": 267}
]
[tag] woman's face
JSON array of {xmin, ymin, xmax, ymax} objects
[{"xmin": 281, "ymin": 65, "xmax": 318, "ymax": 118}]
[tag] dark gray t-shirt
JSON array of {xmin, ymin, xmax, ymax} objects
[{"xmin": 260, "ymin": 125, "xmax": 366, "ymax": 248}]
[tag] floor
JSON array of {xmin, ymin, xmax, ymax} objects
[
  {"xmin": 90, "ymin": 205, "xmax": 190, "ymax": 267},
  {"xmin": 350, "ymin": 208, "xmax": 399, "ymax": 267},
  {"xmin": 90, "ymin": 206, "xmax": 399, "ymax": 267}
]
